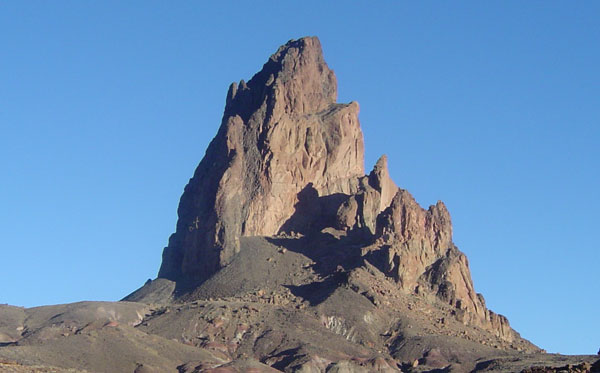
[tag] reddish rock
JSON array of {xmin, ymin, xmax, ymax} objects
[
  {"xmin": 370, "ymin": 188, "xmax": 518, "ymax": 342},
  {"xmin": 159, "ymin": 37, "xmax": 365, "ymax": 284},
  {"xmin": 156, "ymin": 36, "xmax": 527, "ymax": 346}
]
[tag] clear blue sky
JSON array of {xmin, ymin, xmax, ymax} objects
[{"xmin": 1, "ymin": 2, "xmax": 598, "ymax": 355}]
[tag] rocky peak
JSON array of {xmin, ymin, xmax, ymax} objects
[
  {"xmin": 159, "ymin": 37, "xmax": 364, "ymax": 284},
  {"xmin": 225, "ymin": 37, "xmax": 337, "ymax": 120},
  {"xmin": 155, "ymin": 36, "xmax": 528, "ymax": 348},
  {"xmin": 376, "ymin": 190, "xmax": 452, "ymax": 250},
  {"xmin": 368, "ymin": 155, "xmax": 398, "ymax": 213}
]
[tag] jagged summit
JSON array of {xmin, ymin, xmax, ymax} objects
[
  {"xmin": 159, "ymin": 36, "xmax": 365, "ymax": 284},
  {"xmin": 151, "ymin": 35, "xmax": 531, "ymax": 348},
  {"xmin": 225, "ymin": 36, "xmax": 338, "ymax": 118},
  {"xmin": 124, "ymin": 36, "xmax": 545, "ymax": 371}
]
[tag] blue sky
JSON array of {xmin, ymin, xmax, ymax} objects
[{"xmin": 1, "ymin": 2, "xmax": 598, "ymax": 355}]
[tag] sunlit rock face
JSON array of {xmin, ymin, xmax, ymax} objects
[
  {"xmin": 159, "ymin": 37, "xmax": 365, "ymax": 284},
  {"xmin": 371, "ymin": 189, "xmax": 516, "ymax": 341},
  {"xmin": 157, "ymin": 36, "xmax": 521, "ymax": 344}
]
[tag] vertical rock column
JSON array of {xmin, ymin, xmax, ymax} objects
[{"xmin": 159, "ymin": 37, "xmax": 365, "ymax": 284}]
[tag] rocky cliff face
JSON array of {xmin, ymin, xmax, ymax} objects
[
  {"xmin": 159, "ymin": 37, "xmax": 364, "ymax": 284},
  {"xmin": 369, "ymin": 189, "xmax": 515, "ymax": 341},
  {"xmin": 158, "ymin": 36, "xmax": 522, "ymax": 345}
]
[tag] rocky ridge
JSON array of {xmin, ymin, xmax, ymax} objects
[{"xmin": 157, "ymin": 36, "xmax": 521, "ymax": 346}]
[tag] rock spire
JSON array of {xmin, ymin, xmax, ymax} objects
[
  {"xmin": 159, "ymin": 37, "xmax": 365, "ymax": 284},
  {"xmin": 157, "ymin": 36, "xmax": 523, "ymax": 345}
]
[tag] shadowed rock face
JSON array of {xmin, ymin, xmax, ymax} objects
[{"xmin": 157, "ymin": 36, "xmax": 522, "ymax": 345}]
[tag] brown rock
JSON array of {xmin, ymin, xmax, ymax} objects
[
  {"xmin": 368, "ymin": 155, "xmax": 398, "ymax": 214},
  {"xmin": 333, "ymin": 155, "xmax": 397, "ymax": 234},
  {"xmin": 369, "ymin": 188, "xmax": 518, "ymax": 342},
  {"xmin": 154, "ymin": 35, "xmax": 529, "ymax": 349},
  {"xmin": 372, "ymin": 189, "xmax": 452, "ymax": 292},
  {"xmin": 159, "ymin": 36, "xmax": 365, "ymax": 284}
]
